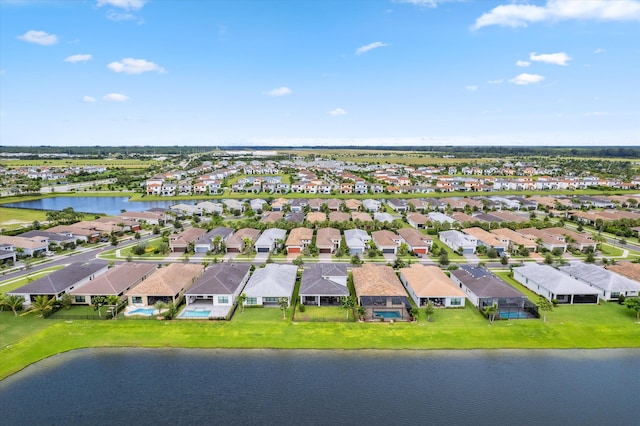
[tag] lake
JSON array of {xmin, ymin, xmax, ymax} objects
[
  {"xmin": 2, "ymin": 197, "xmax": 207, "ymax": 216},
  {"xmin": 0, "ymin": 348, "xmax": 638, "ymax": 425}
]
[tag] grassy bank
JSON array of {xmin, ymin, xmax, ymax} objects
[{"xmin": 1, "ymin": 300, "xmax": 638, "ymax": 381}]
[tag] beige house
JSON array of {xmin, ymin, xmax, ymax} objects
[
  {"xmin": 352, "ymin": 264, "xmax": 410, "ymax": 321},
  {"xmin": 399, "ymin": 264, "xmax": 466, "ymax": 308},
  {"xmin": 126, "ymin": 263, "xmax": 203, "ymax": 306}
]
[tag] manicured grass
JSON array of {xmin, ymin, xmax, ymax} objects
[
  {"xmin": 0, "ymin": 159, "xmax": 157, "ymax": 168},
  {"xmin": 600, "ymin": 244, "xmax": 624, "ymax": 257},
  {"xmin": 0, "ymin": 207, "xmax": 49, "ymax": 230},
  {"xmin": 2, "ymin": 294, "xmax": 639, "ymax": 380},
  {"xmin": 0, "ymin": 265, "xmax": 65, "ymax": 293},
  {"xmin": 294, "ymin": 305, "xmax": 353, "ymax": 322}
]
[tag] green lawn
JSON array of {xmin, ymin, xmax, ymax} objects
[
  {"xmin": 600, "ymin": 244, "xmax": 624, "ymax": 257},
  {"xmin": 293, "ymin": 305, "xmax": 353, "ymax": 322}
]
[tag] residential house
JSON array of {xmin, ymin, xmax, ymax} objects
[
  {"xmin": 223, "ymin": 199, "xmax": 245, "ymax": 214},
  {"xmin": 450, "ymin": 265, "xmax": 538, "ymax": 319},
  {"xmin": 517, "ymin": 228, "xmax": 567, "ymax": 252},
  {"xmin": 362, "ymin": 199, "xmax": 381, "ymax": 212},
  {"xmin": 351, "ymin": 212, "xmax": 373, "ymax": 223},
  {"xmin": 69, "ymin": 263, "xmax": 157, "ymax": 305},
  {"xmin": 606, "ymin": 262, "xmax": 640, "ymax": 297},
  {"xmin": 387, "ymin": 198, "xmax": 408, "ymax": 213},
  {"xmin": 17, "ymin": 230, "xmax": 76, "ymax": 249},
  {"xmin": 406, "ymin": 212, "xmax": 430, "ymax": 229},
  {"xmin": 399, "ymin": 264, "xmax": 466, "ymax": 307},
  {"xmin": 372, "ymin": 230, "xmax": 401, "ymax": 254},
  {"xmin": 286, "ymin": 227, "xmax": 313, "ymax": 254},
  {"xmin": 513, "ymin": 263, "xmax": 599, "ymax": 304},
  {"xmin": 169, "ymin": 228, "xmax": 207, "ymax": 252},
  {"xmin": 439, "ymin": 230, "xmax": 477, "ymax": 254},
  {"xmin": 490, "ymin": 228, "xmax": 537, "ymax": 253},
  {"xmin": 184, "ymin": 262, "xmax": 252, "ymax": 317},
  {"xmin": 243, "ymin": 264, "xmax": 298, "ymax": 307},
  {"xmin": 344, "ymin": 199, "xmax": 362, "ymax": 211},
  {"xmin": 117, "ymin": 211, "xmax": 166, "ymax": 226},
  {"xmin": 306, "ymin": 212, "xmax": 327, "ymax": 224},
  {"xmin": 299, "ymin": 263, "xmax": 349, "ymax": 306},
  {"xmin": 255, "ymin": 228, "xmax": 287, "ymax": 253},
  {"xmin": 328, "ymin": 212, "xmax": 350, "ymax": 223},
  {"xmin": 226, "ymin": 228, "xmax": 261, "ymax": 253},
  {"xmin": 196, "ymin": 201, "xmax": 224, "ymax": 215},
  {"xmin": 316, "ymin": 227, "xmax": 341, "ymax": 254},
  {"xmin": 397, "ymin": 228, "xmax": 432, "ymax": 255},
  {"xmin": 559, "ymin": 262, "xmax": 640, "ymax": 301},
  {"xmin": 0, "ymin": 235, "xmax": 49, "ymax": 257},
  {"xmin": 462, "ymin": 227, "xmax": 508, "ymax": 255},
  {"xmin": 194, "ymin": 227, "xmax": 234, "ymax": 253},
  {"xmin": 374, "ymin": 212, "xmax": 394, "ymax": 223},
  {"xmin": 344, "ymin": 229, "xmax": 371, "ymax": 255},
  {"xmin": 352, "ymin": 264, "xmax": 411, "ymax": 321},
  {"xmin": 261, "ymin": 211, "xmax": 284, "ymax": 224},
  {"xmin": 9, "ymin": 261, "xmax": 109, "ymax": 304},
  {"xmin": 126, "ymin": 263, "xmax": 203, "ymax": 307},
  {"xmin": 171, "ymin": 203, "xmax": 202, "ymax": 217}
]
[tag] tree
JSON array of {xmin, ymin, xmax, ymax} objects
[
  {"xmin": 439, "ymin": 251, "xmax": 450, "ymax": 266},
  {"xmin": 1, "ymin": 294, "xmax": 24, "ymax": 316},
  {"xmin": 424, "ymin": 301, "xmax": 435, "ymax": 322},
  {"xmin": 237, "ymin": 293, "xmax": 247, "ymax": 313},
  {"xmin": 340, "ymin": 296, "xmax": 356, "ymax": 320},
  {"xmin": 486, "ymin": 247, "xmax": 498, "ymax": 259},
  {"xmin": 278, "ymin": 297, "xmax": 289, "ymax": 319},
  {"xmin": 21, "ymin": 295, "xmax": 57, "ymax": 317},
  {"xmin": 537, "ymin": 296, "xmax": 553, "ymax": 322},
  {"xmin": 585, "ymin": 252, "xmax": 595, "ymax": 263},
  {"xmin": 92, "ymin": 296, "xmax": 107, "ymax": 319},
  {"xmin": 106, "ymin": 295, "xmax": 120, "ymax": 319},
  {"xmin": 357, "ymin": 305, "xmax": 366, "ymax": 321},
  {"xmin": 484, "ymin": 302, "xmax": 498, "ymax": 324},
  {"xmin": 624, "ymin": 298, "xmax": 640, "ymax": 321},
  {"xmin": 242, "ymin": 237, "xmax": 254, "ymax": 256},
  {"xmin": 292, "ymin": 256, "xmax": 304, "ymax": 267},
  {"xmin": 134, "ymin": 231, "xmax": 141, "ymax": 240},
  {"xmin": 110, "ymin": 234, "xmax": 119, "ymax": 246},
  {"xmin": 59, "ymin": 293, "xmax": 73, "ymax": 310},
  {"xmin": 350, "ymin": 254, "xmax": 363, "ymax": 266},
  {"xmin": 544, "ymin": 253, "xmax": 554, "ymax": 265},
  {"xmin": 163, "ymin": 303, "xmax": 178, "ymax": 320}
]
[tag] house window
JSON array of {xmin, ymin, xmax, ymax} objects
[
  {"xmin": 246, "ymin": 297, "xmax": 257, "ymax": 305},
  {"xmin": 218, "ymin": 296, "xmax": 229, "ymax": 304},
  {"xmin": 132, "ymin": 296, "xmax": 142, "ymax": 304},
  {"xmin": 74, "ymin": 296, "xmax": 86, "ymax": 303},
  {"xmin": 391, "ymin": 297, "xmax": 402, "ymax": 305},
  {"xmin": 264, "ymin": 297, "xmax": 278, "ymax": 303},
  {"xmin": 450, "ymin": 298, "xmax": 462, "ymax": 306},
  {"xmin": 610, "ymin": 292, "xmax": 620, "ymax": 299}
]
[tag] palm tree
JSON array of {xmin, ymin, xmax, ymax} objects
[
  {"xmin": 237, "ymin": 293, "xmax": 247, "ymax": 313},
  {"xmin": 484, "ymin": 302, "xmax": 498, "ymax": 324},
  {"xmin": 537, "ymin": 296, "xmax": 553, "ymax": 323},
  {"xmin": 242, "ymin": 237, "xmax": 254, "ymax": 256},
  {"xmin": 1, "ymin": 294, "xmax": 24, "ymax": 316},
  {"xmin": 340, "ymin": 296, "xmax": 356, "ymax": 320},
  {"xmin": 277, "ymin": 297, "xmax": 289, "ymax": 319},
  {"xmin": 21, "ymin": 295, "xmax": 57, "ymax": 317},
  {"xmin": 424, "ymin": 301, "xmax": 435, "ymax": 322},
  {"xmin": 92, "ymin": 296, "xmax": 107, "ymax": 319},
  {"xmin": 106, "ymin": 295, "xmax": 120, "ymax": 319}
]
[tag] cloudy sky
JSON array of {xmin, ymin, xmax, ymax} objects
[{"xmin": 1, "ymin": 0, "xmax": 639, "ymax": 147}]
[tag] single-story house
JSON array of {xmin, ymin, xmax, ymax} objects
[
  {"xmin": 126, "ymin": 263, "xmax": 203, "ymax": 306},
  {"xmin": 0, "ymin": 235, "xmax": 49, "ymax": 257},
  {"xmin": 196, "ymin": 201, "xmax": 224, "ymax": 215},
  {"xmin": 352, "ymin": 263, "xmax": 411, "ymax": 321},
  {"xmin": 399, "ymin": 264, "xmax": 466, "ymax": 308},
  {"xmin": 490, "ymin": 228, "xmax": 537, "ymax": 253},
  {"xmin": 559, "ymin": 262, "xmax": 640, "ymax": 301},
  {"xmin": 0, "ymin": 247, "xmax": 17, "ymax": 264},
  {"xmin": 299, "ymin": 263, "xmax": 349, "ymax": 306},
  {"xmin": 397, "ymin": 228, "xmax": 432, "ymax": 255},
  {"xmin": 286, "ymin": 227, "xmax": 313, "ymax": 255},
  {"xmin": 351, "ymin": 212, "xmax": 373, "ymax": 223},
  {"xmin": 194, "ymin": 227, "xmax": 234, "ymax": 253},
  {"xmin": 462, "ymin": 227, "xmax": 507, "ymax": 254},
  {"xmin": 9, "ymin": 261, "xmax": 109, "ymax": 304},
  {"xmin": 372, "ymin": 230, "xmax": 401, "ymax": 254},
  {"xmin": 184, "ymin": 262, "xmax": 252, "ymax": 318},
  {"xmin": 306, "ymin": 212, "xmax": 327, "ymax": 224},
  {"xmin": 261, "ymin": 211, "xmax": 284, "ymax": 224},
  {"xmin": 374, "ymin": 212, "xmax": 394, "ymax": 223},
  {"xmin": 439, "ymin": 230, "xmax": 477, "ymax": 254},
  {"xmin": 170, "ymin": 203, "xmax": 202, "ymax": 217},
  {"xmin": 243, "ymin": 264, "xmax": 298, "ymax": 307},
  {"xmin": 344, "ymin": 229, "xmax": 371, "ymax": 256},
  {"xmin": 316, "ymin": 228, "xmax": 341, "ymax": 254},
  {"xmin": 69, "ymin": 262, "xmax": 157, "ymax": 305},
  {"xmin": 117, "ymin": 211, "xmax": 166, "ymax": 226},
  {"xmin": 516, "ymin": 228, "xmax": 567, "ymax": 252},
  {"xmin": 222, "ymin": 199, "xmax": 245, "ymax": 214},
  {"xmin": 362, "ymin": 199, "xmax": 381, "ymax": 212},
  {"xmin": 18, "ymin": 230, "xmax": 76, "ymax": 249},
  {"xmin": 255, "ymin": 228, "xmax": 287, "ymax": 253},
  {"xmin": 226, "ymin": 228, "xmax": 261, "ymax": 253},
  {"xmin": 406, "ymin": 212, "xmax": 430, "ymax": 229},
  {"xmin": 169, "ymin": 227, "xmax": 207, "ymax": 252},
  {"xmin": 328, "ymin": 212, "xmax": 350, "ymax": 223},
  {"xmin": 449, "ymin": 265, "xmax": 538, "ymax": 319},
  {"xmin": 512, "ymin": 263, "xmax": 599, "ymax": 304}
]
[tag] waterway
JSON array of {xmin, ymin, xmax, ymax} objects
[
  {"xmin": 0, "ymin": 348, "xmax": 638, "ymax": 425},
  {"xmin": 1, "ymin": 196, "xmax": 207, "ymax": 216}
]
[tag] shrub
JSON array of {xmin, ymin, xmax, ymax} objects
[
  {"xmin": 618, "ymin": 294, "xmax": 626, "ymax": 305},
  {"xmin": 298, "ymin": 304, "xmax": 306, "ymax": 313}
]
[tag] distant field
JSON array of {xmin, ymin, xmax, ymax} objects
[
  {"xmin": 0, "ymin": 159, "xmax": 157, "ymax": 168},
  {"xmin": 281, "ymin": 149, "xmax": 497, "ymax": 166},
  {"xmin": 0, "ymin": 207, "xmax": 49, "ymax": 230}
]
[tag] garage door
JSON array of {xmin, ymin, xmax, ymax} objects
[
  {"xmin": 413, "ymin": 248, "xmax": 427, "ymax": 255},
  {"xmin": 257, "ymin": 247, "xmax": 270, "ymax": 253},
  {"xmin": 319, "ymin": 248, "xmax": 332, "ymax": 254},
  {"xmin": 288, "ymin": 247, "xmax": 301, "ymax": 254},
  {"xmin": 382, "ymin": 248, "xmax": 395, "ymax": 254}
]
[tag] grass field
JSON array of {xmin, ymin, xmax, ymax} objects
[
  {"xmin": 1, "ymin": 295, "xmax": 638, "ymax": 380},
  {"xmin": 0, "ymin": 207, "xmax": 49, "ymax": 231},
  {"xmin": 0, "ymin": 159, "xmax": 158, "ymax": 168}
]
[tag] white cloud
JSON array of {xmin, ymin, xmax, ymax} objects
[
  {"xmin": 17, "ymin": 30, "xmax": 58, "ymax": 45},
  {"xmin": 593, "ymin": 48, "xmax": 605, "ymax": 54},
  {"xmin": 355, "ymin": 41, "xmax": 390, "ymax": 55},
  {"xmin": 465, "ymin": 85, "xmax": 478, "ymax": 91},
  {"xmin": 509, "ymin": 73, "xmax": 545, "ymax": 85},
  {"xmin": 103, "ymin": 93, "xmax": 129, "ymax": 102},
  {"xmin": 328, "ymin": 108, "xmax": 348, "ymax": 116},
  {"xmin": 516, "ymin": 60, "xmax": 530, "ymax": 67},
  {"xmin": 530, "ymin": 52, "xmax": 571, "ymax": 66},
  {"xmin": 64, "ymin": 54, "xmax": 92, "ymax": 63},
  {"xmin": 106, "ymin": 10, "xmax": 137, "ymax": 21},
  {"xmin": 488, "ymin": 79, "xmax": 503, "ymax": 84},
  {"xmin": 82, "ymin": 96, "xmax": 97, "ymax": 103},
  {"xmin": 107, "ymin": 58, "xmax": 166, "ymax": 74},
  {"xmin": 266, "ymin": 87, "xmax": 292, "ymax": 97},
  {"xmin": 96, "ymin": 0, "xmax": 147, "ymax": 10},
  {"xmin": 473, "ymin": 0, "xmax": 640, "ymax": 29},
  {"xmin": 394, "ymin": 0, "xmax": 457, "ymax": 7}
]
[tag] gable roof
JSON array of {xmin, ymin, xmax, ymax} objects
[
  {"xmin": 559, "ymin": 262, "xmax": 640, "ymax": 293},
  {"xmin": 397, "ymin": 228, "xmax": 432, "ymax": 248},
  {"xmin": 316, "ymin": 228, "xmax": 341, "ymax": 247},
  {"xmin": 450, "ymin": 265, "xmax": 525, "ymax": 299},
  {"xmin": 286, "ymin": 227, "xmax": 313, "ymax": 246},
  {"xmin": 514, "ymin": 263, "xmax": 598, "ymax": 295},
  {"xmin": 10, "ymin": 261, "xmax": 108, "ymax": 295},
  {"xmin": 70, "ymin": 263, "xmax": 157, "ymax": 296},
  {"xmin": 244, "ymin": 264, "xmax": 297, "ymax": 298},
  {"xmin": 186, "ymin": 263, "xmax": 252, "ymax": 295}
]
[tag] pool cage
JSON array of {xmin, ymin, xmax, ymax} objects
[
  {"xmin": 359, "ymin": 296, "xmax": 412, "ymax": 321},
  {"xmin": 479, "ymin": 297, "xmax": 539, "ymax": 320}
]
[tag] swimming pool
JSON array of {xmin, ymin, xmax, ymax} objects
[
  {"xmin": 373, "ymin": 311, "xmax": 401, "ymax": 319},
  {"xmin": 499, "ymin": 311, "xmax": 530, "ymax": 319},
  {"xmin": 180, "ymin": 310, "xmax": 211, "ymax": 318},
  {"xmin": 128, "ymin": 308, "xmax": 156, "ymax": 316}
]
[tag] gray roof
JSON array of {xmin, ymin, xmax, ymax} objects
[
  {"xmin": 287, "ymin": 212, "xmax": 305, "ymax": 223},
  {"xmin": 10, "ymin": 261, "xmax": 108, "ymax": 296},
  {"xmin": 195, "ymin": 227, "xmax": 234, "ymax": 245},
  {"xmin": 70, "ymin": 262, "xmax": 157, "ymax": 296},
  {"xmin": 450, "ymin": 265, "xmax": 526, "ymax": 299},
  {"xmin": 299, "ymin": 263, "xmax": 349, "ymax": 297},
  {"xmin": 255, "ymin": 228, "xmax": 287, "ymax": 248},
  {"xmin": 344, "ymin": 229, "xmax": 371, "ymax": 249},
  {"xmin": 514, "ymin": 263, "xmax": 599, "ymax": 295},
  {"xmin": 559, "ymin": 262, "xmax": 640, "ymax": 293},
  {"xmin": 186, "ymin": 263, "xmax": 252, "ymax": 295},
  {"xmin": 18, "ymin": 230, "xmax": 73, "ymax": 243},
  {"xmin": 244, "ymin": 264, "xmax": 297, "ymax": 298},
  {"xmin": 374, "ymin": 212, "xmax": 394, "ymax": 223}
]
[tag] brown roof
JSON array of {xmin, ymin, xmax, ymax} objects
[
  {"xmin": 407, "ymin": 212, "xmax": 429, "ymax": 225},
  {"xmin": 316, "ymin": 228, "xmax": 341, "ymax": 248},
  {"xmin": 345, "ymin": 199, "xmax": 362, "ymax": 210},
  {"xmin": 351, "ymin": 212, "xmax": 372, "ymax": 222},
  {"xmin": 227, "ymin": 228, "xmax": 261, "ymax": 248},
  {"xmin": 372, "ymin": 230, "xmax": 400, "ymax": 248},
  {"xmin": 397, "ymin": 228, "xmax": 432, "ymax": 248},
  {"xmin": 400, "ymin": 264, "xmax": 466, "ymax": 298},
  {"xmin": 463, "ymin": 227, "xmax": 506, "ymax": 247},
  {"xmin": 490, "ymin": 228, "xmax": 536, "ymax": 248},
  {"xmin": 126, "ymin": 263, "xmax": 202, "ymax": 296},
  {"xmin": 286, "ymin": 227, "xmax": 313, "ymax": 246},
  {"xmin": 606, "ymin": 262, "xmax": 640, "ymax": 282},
  {"xmin": 170, "ymin": 227, "xmax": 207, "ymax": 247},
  {"xmin": 329, "ymin": 212, "xmax": 350, "ymax": 223},
  {"xmin": 306, "ymin": 212, "xmax": 327, "ymax": 223},
  {"xmin": 261, "ymin": 211, "xmax": 284, "ymax": 223},
  {"xmin": 0, "ymin": 235, "xmax": 48, "ymax": 250},
  {"xmin": 352, "ymin": 264, "xmax": 406, "ymax": 297},
  {"xmin": 71, "ymin": 263, "xmax": 157, "ymax": 296}
]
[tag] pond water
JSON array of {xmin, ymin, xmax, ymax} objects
[
  {"xmin": 0, "ymin": 348, "xmax": 638, "ymax": 425},
  {"xmin": 1, "ymin": 197, "xmax": 207, "ymax": 216}
]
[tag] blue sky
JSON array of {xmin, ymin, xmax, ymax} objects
[{"xmin": 1, "ymin": 0, "xmax": 639, "ymax": 147}]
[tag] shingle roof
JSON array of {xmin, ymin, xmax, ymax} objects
[
  {"xmin": 606, "ymin": 262, "xmax": 640, "ymax": 282},
  {"xmin": 286, "ymin": 227, "xmax": 313, "ymax": 246},
  {"xmin": 70, "ymin": 263, "xmax": 157, "ymax": 296},
  {"xmin": 316, "ymin": 228, "xmax": 340, "ymax": 248},
  {"xmin": 186, "ymin": 263, "xmax": 251, "ymax": 295},
  {"xmin": 244, "ymin": 264, "xmax": 297, "ymax": 298},
  {"xmin": 450, "ymin": 265, "xmax": 525, "ymax": 299},
  {"xmin": 126, "ymin": 263, "xmax": 203, "ymax": 296},
  {"xmin": 352, "ymin": 264, "xmax": 406, "ymax": 297},
  {"xmin": 299, "ymin": 263, "xmax": 349, "ymax": 296},
  {"xmin": 559, "ymin": 262, "xmax": 640, "ymax": 293},
  {"xmin": 10, "ymin": 261, "xmax": 108, "ymax": 295},
  {"xmin": 400, "ymin": 264, "xmax": 465, "ymax": 298},
  {"xmin": 514, "ymin": 263, "xmax": 598, "ymax": 295}
]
